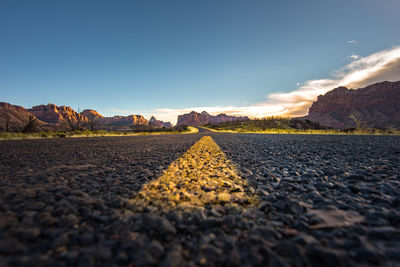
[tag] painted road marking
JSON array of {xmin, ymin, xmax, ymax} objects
[{"xmin": 130, "ymin": 136, "xmax": 258, "ymax": 212}]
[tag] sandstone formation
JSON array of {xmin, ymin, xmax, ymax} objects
[
  {"xmin": 209, "ymin": 113, "xmax": 249, "ymax": 124},
  {"xmin": 0, "ymin": 102, "xmax": 45, "ymax": 131},
  {"xmin": 149, "ymin": 116, "xmax": 172, "ymax": 128},
  {"xmin": 177, "ymin": 111, "xmax": 249, "ymax": 126},
  {"xmin": 29, "ymin": 104, "xmax": 148, "ymax": 127},
  {"xmin": 0, "ymin": 103, "xmax": 153, "ymax": 131},
  {"xmin": 80, "ymin": 109, "xmax": 104, "ymax": 120},
  {"xmin": 99, "ymin": 115, "xmax": 148, "ymax": 126},
  {"xmin": 81, "ymin": 109, "xmax": 148, "ymax": 127},
  {"xmin": 303, "ymin": 80, "xmax": 400, "ymax": 129},
  {"xmin": 28, "ymin": 104, "xmax": 87, "ymax": 124}
]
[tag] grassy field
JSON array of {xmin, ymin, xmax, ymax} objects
[
  {"xmin": 205, "ymin": 118, "xmax": 400, "ymax": 135},
  {"xmin": 206, "ymin": 127, "xmax": 400, "ymax": 135},
  {"xmin": 0, "ymin": 126, "xmax": 198, "ymax": 140}
]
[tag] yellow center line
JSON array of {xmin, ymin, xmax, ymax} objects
[{"xmin": 130, "ymin": 136, "xmax": 258, "ymax": 212}]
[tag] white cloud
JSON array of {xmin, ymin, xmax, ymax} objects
[
  {"xmin": 150, "ymin": 46, "xmax": 400, "ymax": 124},
  {"xmin": 348, "ymin": 40, "xmax": 359, "ymax": 44},
  {"xmin": 348, "ymin": 54, "xmax": 361, "ymax": 60}
]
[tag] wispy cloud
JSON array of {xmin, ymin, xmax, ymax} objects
[
  {"xmin": 151, "ymin": 46, "xmax": 400, "ymax": 124},
  {"xmin": 348, "ymin": 40, "xmax": 359, "ymax": 44},
  {"xmin": 348, "ymin": 54, "xmax": 360, "ymax": 60}
]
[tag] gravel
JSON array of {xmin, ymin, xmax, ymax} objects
[{"xmin": 0, "ymin": 131, "xmax": 399, "ymax": 266}]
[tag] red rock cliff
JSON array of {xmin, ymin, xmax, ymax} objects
[
  {"xmin": 0, "ymin": 102, "xmax": 45, "ymax": 131},
  {"xmin": 177, "ymin": 111, "xmax": 249, "ymax": 126},
  {"xmin": 28, "ymin": 104, "xmax": 87, "ymax": 124},
  {"xmin": 303, "ymin": 80, "xmax": 400, "ymax": 128}
]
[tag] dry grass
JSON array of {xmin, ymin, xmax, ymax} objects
[
  {"xmin": 205, "ymin": 127, "xmax": 400, "ymax": 135},
  {"xmin": 0, "ymin": 127, "xmax": 198, "ymax": 141}
]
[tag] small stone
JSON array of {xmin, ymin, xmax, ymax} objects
[
  {"xmin": 95, "ymin": 246, "xmax": 112, "ymax": 261},
  {"xmin": 16, "ymin": 227, "xmax": 41, "ymax": 242},
  {"xmin": 60, "ymin": 251, "xmax": 79, "ymax": 264},
  {"xmin": 292, "ymin": 233, "xmax": 319, "ymax": 245},
  {"xmin": 0, "ymin": 215, "xmax": 17, "ymax": 230},
  {"xmin": 149, "ymin": 240, "xmax": 165, "ymax": 259},
  {"xmin": 288, "ymin": 200, "xmax": 306, "ymax": 214},
  {"xmin": 306, "ymin": 245, "xmax": 347, "ymax": 266},
  {"xmin": 367, "ymin": 226, "xmax": 397, "ymax": 240},
  {"xmin": 79, "ymin": 233, "xmax": 95, "ymax": 245},
  {"xmin": 133, "ymin": 250, "xmax": 157, "ymax": 266},
  {"xmin": 77, "ymin": 254, "xmax": 94, "ymax": 267},
  {"xmin": 142, "ymin": 214, "xmax": 177, "ymax": 240},
  {"xmin": 217, "ymin": 193, "xmax": 231, "ymax": 203},
  {"xmin": 25, "ymin": 201, "xmax": 46, "ymax": 211},
  {"xmin": 279, "ymin": 228, "xmax": 299, "ymax": 237},
  {"xmin": 255, "ymin": 188, "xmax": 269, "ymax": 197},
  {"xmin": 161, "ymin": 245, "xmax": 183, "ymax": 267},
  {"xmin": 196, "ymin": 245, "xmax": 223, "ymax": 265},
  {"xmin": 248, "ymin": 187, "xmax": 256, "ymax": 194},
  {"xmin": 200, "ymin": 218, "xmax": 222, "ymax": 229},
  {"xmin": 116, "ymin": 252, "xmax": 129, "ymax": 264},
  {"xmin": 52, "ymin": 233, "xmax": 70, "ymax": 247},
  {"xmin": 38, "ymin": 212, "xmax": 57, "ymax": 226},
  {"xmin": 21, "ymin": 211, "xmax": 37, "ymax": 224},
  {"xmin": 66, "ymin": 214, "xmax": 79, "ymax": 226},
  {"xmin": 0, "ymin": 238, "xmax": 27, "ymax": 254}
]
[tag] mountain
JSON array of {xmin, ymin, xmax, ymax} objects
[
  {"xmin": 79, "ymin": 109, "xmax": 148, "ymax": 126},
  {"xmin": 149, "ymin": 116, "xmax": 172, "ymax": 128},
  {"xmin": 28, "ymin": 104, "xmax": 87, "ymax": 124},
  {"xmin": 28, "ymin": 104, "xmax": 148, "ymax": 127},
  {"xmin": 303, "ymin": 80, "xmax": 400, "ymax": 129},
  {"xmin": 177, "ymin": 111, "xmax": 211, "ymax": 126},
  {"xmin": 0, "ymin": 102, "xmax": 46, "ymax": 131},
  {"xmin": 99, "ymin": 115, "xmax": 148, "ymax": 126},
  {"xmin": 177, "ymin": 111, "xmax": 249, "ymax": 126},
  {"xmin": 80, "ymin": 109, "xmax": 104, "ymax": 120},
  {"xmin": 0, "ymin": 102, "xmax": 155, "ymax": 132},
  {"xmin": 209, "ymin": 113, "xmax": 250, "ymax": 124}
]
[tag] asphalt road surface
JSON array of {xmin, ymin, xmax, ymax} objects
[{"xmin": 0, "ymin": 130, "xmax": 399, "ymax": 266}]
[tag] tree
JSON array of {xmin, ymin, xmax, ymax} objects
[
  {"xmin": 86, "ymin": 114, "xmax": 98, "ymax": 131},
  {"xmin": 5, "ymin": 114, "xmax": 10, "ymax": 132},
  {"xmin": 22, "ymin": 115, "xmax": 39, "ymax": 133},
  {"xmin": 66, "ymin": 107, "xmax": 85, "ymax": 131},
  {"xmin": 349, "ymin": 113, "xmax": 365, "ymax": 129}
]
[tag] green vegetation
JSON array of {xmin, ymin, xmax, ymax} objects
[
  {"xmin": 205, "ymin": 117, "xmax": 400, "ymax": 135},
  {"xmin": 130, "ymin": 124, "xmax": 189, "ymax": 133},
  {"xmin": 0, "ymin": 126, "xmax": 197, "ymax": 141}
]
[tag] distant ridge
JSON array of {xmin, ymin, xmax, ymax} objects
[
  {"xmin": 29, "ymin": 104, "xmax": 86, "ymax": 124},
  {"xmin": 177, "ymin": 111, "xmax": 249, "ymax": 126},
  {"xmin": 0, "ymin": 102, "xmax": 47, "ymax": 131},
  {"xmin": 149, "ymin": 116, "xmax": 172, "ymax": 128},
  {"xmin": 0, "ymin": 103, "xmax": 173, "ymax": 131},
  {"xmin": 81, "ymin": 109, "xmax": 104, "ymax": 120},
  {"xmin": 302, "ymin": 80, "xmax": 400, "ymax": 129}
]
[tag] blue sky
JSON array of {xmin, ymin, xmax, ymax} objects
[{"xmin": 1, "ymin": 0, "xmax": 400, "ymax": 123}]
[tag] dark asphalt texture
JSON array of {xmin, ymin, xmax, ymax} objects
[{"xmin": 0, "ymin": 130, "xmax": 399, "ymax": 266}]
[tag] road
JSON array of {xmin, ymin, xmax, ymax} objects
[{"xmin": 0, "ymin": 130, "xmax": 399, "ymax": 266}]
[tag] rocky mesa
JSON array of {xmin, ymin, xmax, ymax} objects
[
  {"xmin": 302, "ymin": 80, "xmax": 400, "ymax": 129},
  {"xmin": 29, "ymin": 104, "xmax": 149, "ymax": 127},
  {"xmin": 149, "ymin": 116, "xmax": 172, "ymax": 128},
  {"xmin": 98, "ymin": 115, "xmax": 148, "ymax": 126},
  {"xmin": 28, "ymin": 104, "xmax": 87, "ymax": 124},
  {"xmin": 80, "ymin": 109, "xmax": 104, "ymax": 120},
  {"xmin": 0, "ymin": 103, "xmax": 175, "ymax": 131},
  {"xmin": 177, "ymin": 111, "xmax": 249, "ymax": 126},
  {"xmin": 0, "ymin": 102, "xmax": 47, "ymax": 131}
]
